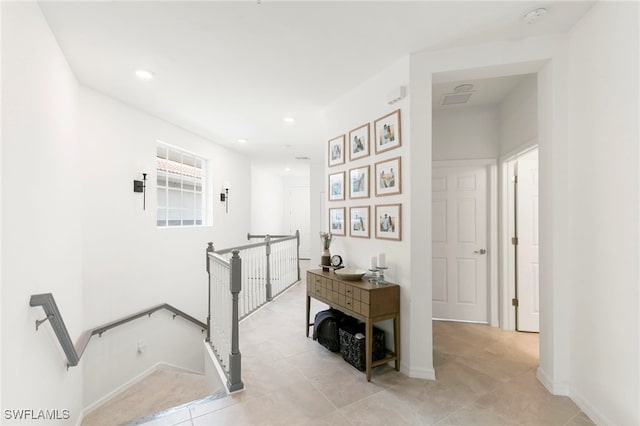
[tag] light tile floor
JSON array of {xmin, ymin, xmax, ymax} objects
[
  {"xmin": 135, "ymin": 261, "xmax": 594, "ymax": 425},
  {"xmin": 82, "ymin": 369, "xmax": 214, "ymax": 426}
]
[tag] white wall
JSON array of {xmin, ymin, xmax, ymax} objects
[
  {"xmin": 1, "ymin": 2, "xmax": 84, "ymax": 423},
  {"xmin": 323, "ymin": 57, "xmax": 433, "ymax": 378},
  {"xmin": 250, "ymin": 167, "xmax": 310, "ymax": 241},
  {"xmin": 0, "ymin": 0, "xmax": 5, "ymax": 414},
  {"xmin": 283, "ymin": 175, "xmax": 311, "ymax": 258},
  {"xmin": 499, "ymin": 74, "xmax": 537, "ymax": 156},
  {"xmin": 78, "ymin": 86, "xmax": 252, "ymax": 408},
  {"xmin": 309, "ymin": 161, "xmax": 324, "ymax": 268},
  {"xmin": 432, "ymin": 105, "xmax": 500, "ymax": 161},
  {"xmin": 251, "ymin": 165, "xmax": 286, "ymax": 235},
  {"xmin": 567, "ymin": 2, "xmax": 639, "ymax": 424},
  {"xmin": 1, "ymin": 2, "xmax": 254, "ymax": 418}
]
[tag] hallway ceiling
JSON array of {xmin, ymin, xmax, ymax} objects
[
  {"xmin": 432, "ymin": 74, "xmax": 531, "ymax": 111},
  {"xmin": 39, "ymin": 1, "xmax": 594, "ymax": 165}
]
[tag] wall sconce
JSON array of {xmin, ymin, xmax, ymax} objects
[
  {"xmin": 133, "ymin": 173, "xmax": 147, "ymax": 210},
  {"xmin": 220, "ymin": 182, "xmax": 230, "ymax": 213}
]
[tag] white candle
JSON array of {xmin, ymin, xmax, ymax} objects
[
  {"xmin": 370, "ymin": 256, "xmax": 377, "ymax": 270},
  {"xmin": 378, "ymin": 252, "xmax": 386, "ymax": 268}
]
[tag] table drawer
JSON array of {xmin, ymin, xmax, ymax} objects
[
  {"xmin": 338, "ymin": 294, "xmax": 346, "ymax": 308},
  {"xmin": 308, "ymin": 272, "xmax": 322, "ymax": 287},
  {"xmin": 352, "ymin": 287, "xmax": 361, "ymax": 301},
  {"xmin": 344, "ymin": 297, "xmax": 354, "ymax": 312},
  {"xmin": 361, "ymin": 291, "xmax": 370, "ymax": 304},
  {"xmin": 359, "ymin": 302, "xmax": 370, "ymax": 316},
  {"xmin": 353, "ymin": 300, "xmax": 363, "ymax": 315},
  {"xmin": 313, "ymin": 282, "xmax": 324, "ymax": 299},
  {"xmin": 345, "ymin": 285, "xmax": 354, "ymax": 298}
]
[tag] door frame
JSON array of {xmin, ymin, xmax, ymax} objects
[
  {"xmin": 433, "ymin": 158, "xmax": 499, "ymax": 327},
  {"xmin": 499, "ymin": 142, "xmax": 538, "ymax": 330}
]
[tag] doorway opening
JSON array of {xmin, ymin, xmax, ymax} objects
[
  {"xmin": 431, "ymin": 72, "xmax": 538, "ymax": 332},
  {"xmin": 430, "ymin": 69, "xmax": 542, "ymax": 385},
  {"xmin": 502, "ymin": 146, "xmax": 539, "ymax": 332}
]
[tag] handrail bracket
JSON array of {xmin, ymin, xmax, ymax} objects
[{"xmin": 36, "ymin": 314, "xmax": 54, "ymax": 331}]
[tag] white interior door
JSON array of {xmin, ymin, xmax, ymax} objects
[
  {"xmin": 432, "ymin": 165, "xmax": 488, "ymax": 323},
  {"xmin": 516, "ymin": 149, "xmax": 539, "ymax": 332},
  {"xmin": 288, "ymin": 187, "xmax": 310, "ymax": 259}
]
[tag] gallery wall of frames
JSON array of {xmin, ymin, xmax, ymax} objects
[{"xmin": 327, "ymin": 109, "xmax": 402, "ymax": 241}]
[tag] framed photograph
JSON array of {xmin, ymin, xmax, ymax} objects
[
  {"xmin": 328, "ymin": 172, "xmax": 345, "ymax": 201},
  {"xmin": 375, "ymin": 204, "xmax": 401, "ymax": 241},
  {"xmin": 328, "ymin": 135, "xmax": 345, "ymax": 167},
  {"xmin": 348, "ymin": 123, "xmax": 370, "ymax": 161},
  {"xmin": 375, "ymin": 156, "xmax": 401, "ymax": 196},
  {"xmin": 329, "ymin": 207, "xmax": 346, "ymax": 236},
  {"xmin": 349, "ymin": 165, "xmax": 369, "ymax": 199},
  {"xmin": 349, "ymin": 206, "xmax": 370, "ymax": 238},
  {"xmin": 374, "ymin": 109, "xmax": 401, "ymax": 154}
]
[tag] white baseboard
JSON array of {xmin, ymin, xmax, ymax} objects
[
  {"xmin": 570, "ymin": 388, "xmax": 613, "ymax": 426},
  {"xmin": 536, "ymin": 367, "xmax": 569, "ymax": 395},
  {"xmin": 82, "ymin": 361, "xmax": 203, "ymax": 417},
  {"xmin": 537, "ymin": 368, "xmax": 618, "ymax": 425},
  {"xmin": 404, "ymin": 364, "xmax": 436, "ymax": 380}
]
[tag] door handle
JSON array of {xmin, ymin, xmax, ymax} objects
[{"xmin": 474, "ymin": 249, "xmax": 487, "ymax": 255}]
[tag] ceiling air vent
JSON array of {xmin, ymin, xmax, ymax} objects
[
  {"xmin": 295, "ymin": 156, "xmax": 310, "ymax": 160},
  {"xmin": 441, "ymin": 83, "xmax": 475, "ymax": 106},
  {"xmin": 441, "ymin": 92, "xmax": 472, "ymax": 105}
]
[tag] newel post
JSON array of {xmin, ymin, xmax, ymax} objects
[
  {"xmin": 205, "ymin": 242, "xmax": 214, "ymax": 342},
  {"xmin": 265, "ymin": 235, "xmax": 272, "ymax": 301},
  {"xmin": 228, "ymin": 250, "xmax": 244, "ymax": 392}
]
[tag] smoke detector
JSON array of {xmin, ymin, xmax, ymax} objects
[
  {"xmin": 441, "ymin": 83, "xmax": 475, "ymax": 106},
  {"xmin": 523, "ymin": 8, "xmax": 548, "ymax": 24}
]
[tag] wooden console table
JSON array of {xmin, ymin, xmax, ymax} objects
[{"xmin": 305, "ymin": 269, "xmax": 400, "ymax": 381}]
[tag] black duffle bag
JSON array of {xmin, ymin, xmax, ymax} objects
[{"xmin": 312, "ymin": 309, "xmax": 356, "ymax": 352}]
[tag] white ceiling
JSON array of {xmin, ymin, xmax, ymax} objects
[
  {"xmin": 432, "ymin": 74, "xmax": 532, "ymax": 111},
  {"xmin": 39, "ymin": 1, "xmax": 594, "ymax": 167}
]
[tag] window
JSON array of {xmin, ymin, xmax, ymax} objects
[{"xmin": 156, "ymin": 143, "xmax": 206, "ymax": 227}]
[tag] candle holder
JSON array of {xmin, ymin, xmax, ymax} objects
[{"xmin": 368, "ymin": 267, "xmax": 389, "ymax": 285}]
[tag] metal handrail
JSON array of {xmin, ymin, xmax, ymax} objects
[
  {"xmin": 30, "ymin": 293, "xmax": 206, "ymax": 369},
  {"xmin": 245, "ymin": 231, "xmax": 300, "ymax": 282},
  {"xmin": 247, "ymin": 233, "xmax": 292, "ymax": 239},
  {"xmin": 216, "ymin": 235, "xmax": 297, "ymax": 255}
]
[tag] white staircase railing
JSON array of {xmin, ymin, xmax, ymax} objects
[{"xmin": 206, "ymin": 231, "xmax": 300, "ymax": 392}]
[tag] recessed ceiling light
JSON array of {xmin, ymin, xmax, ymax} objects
[
  {"xmin": 237, "ymin": 138, "xmax": 247, "ymax": 144},
  {"xmin": 283, "ymin": 117, "xmax": 296, "ymax": 124},
  {"xmin": 285, "ymin": 167, "xmax": 292, "ymax": 172},
  {"xmin": 135, "ymin": 69, "xmax": 154, "ymax": 79}
]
